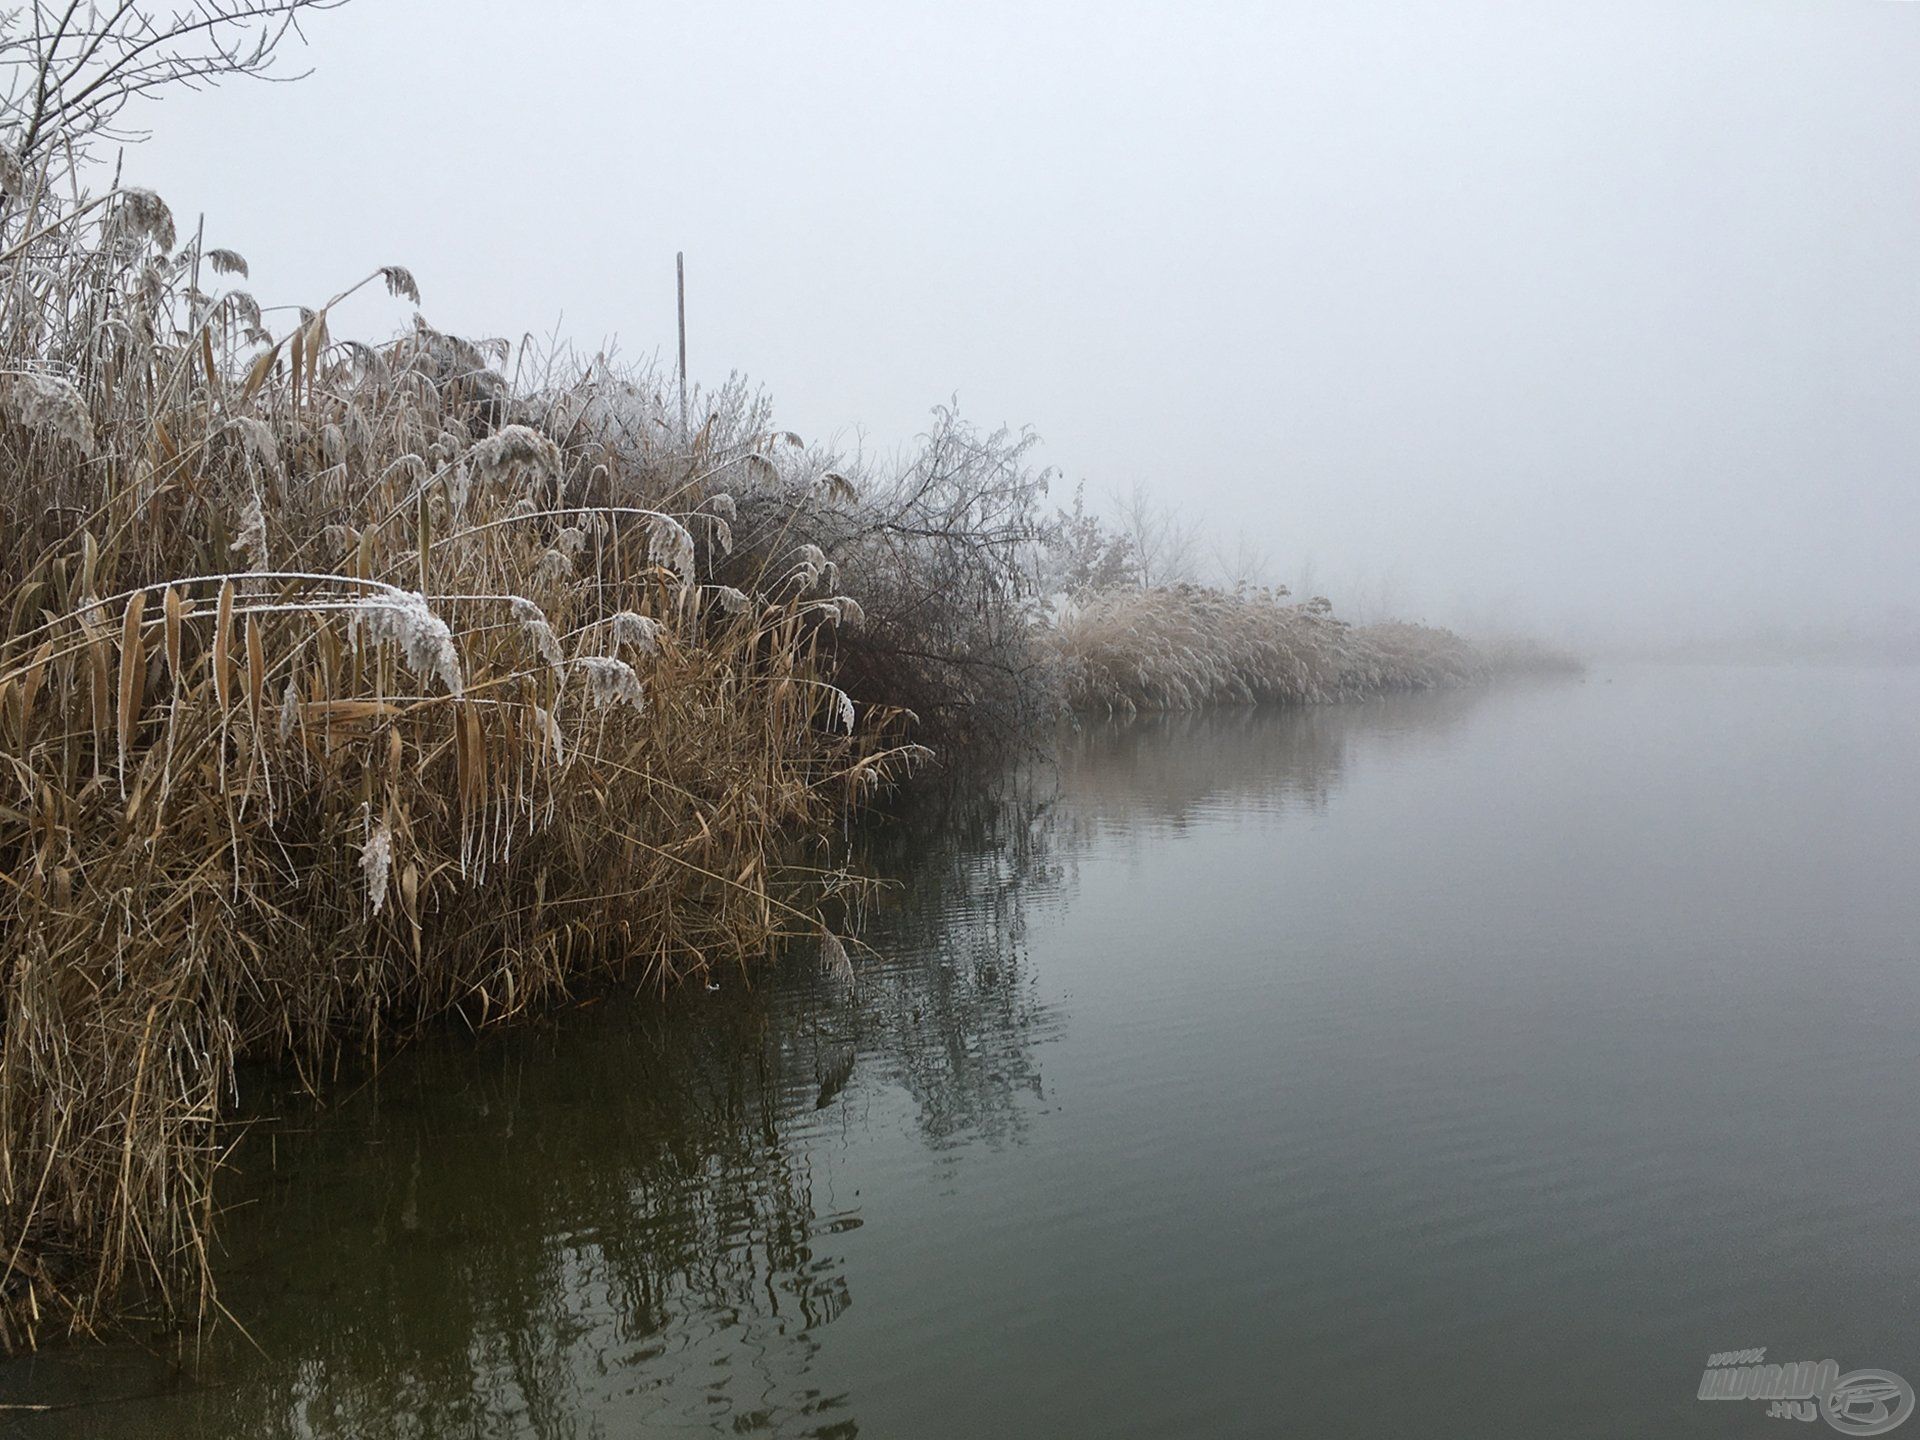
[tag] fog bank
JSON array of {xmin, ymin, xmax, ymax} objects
[{"xmin": 123, "ymin": 0, "xmax": 1920, "ymax": 654}]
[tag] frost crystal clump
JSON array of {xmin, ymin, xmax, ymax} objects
[
  {"xmin": 442, "ymin": 462, "xmax": 471, "ymax": 516},
  {"xmin": 469, "ymin": 424, "xmax": 559, "ymax": 482},
  {"xmin": 233, "ymin": 416, "xmax": 280, "ymax": 472},
  {"xmin": 345, "ymin": 405, "xmax": 374, "ymax": 457},
  {"xmin": 509, "ymin": 596, "xmax": 564, "ymax": 666},
  {"xmin": 647, "ymin": 514, "xmax": 696, "ymax": 586},
  {"xmin": 611, "ymin": 611, "xmax": 662, "ymax": 655},
  {"xmin": 2, "ymin": 371, "xmax": 94, "ymax": 453},
  {"xmin": 829, "ymin": 686, "xmax": 855, "ymax": 733},
  {"xmin": 794, "ymin": 544, "xmax": 828, "ymax": 591},
  {"xmin": 712, "ymin": 585, "xmax": 751, "ymax": 615},
  {"xmin": 224, "ymin": 290, "xmax": 264, "ymax": 334},
  {"xmin": 788, "ymin": 544, "xmax": 838, "ymax": 594},
  {"xmin": 530, "ymin": 705, "xmax": 564, "ymax": 762},
  {"xmin": 534, "ymin": 547, "xmax": 573, "ymax": 586},
  {"xmin": 113, "ymin": 187, "xmax": 177, "ymax": 252},
  {"xmin": 361, "ymin": 819, "xmax": 394, "ymax": 915},
  {"xmin": 230, "ymin": 491, "xmax": 269, "ymax": 570},
  {"xmin": 350, "ymin": 590, "xmax": 464, "ymax": 696},
  {"xmin": 572, "ymin": 656, "xmax": 645, "ymax": 711}
]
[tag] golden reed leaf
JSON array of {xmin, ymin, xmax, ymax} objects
[
  {"xmin": 162, "ymin": 586, "xmax": 182, "ymax": 680},
  {"xmin": 88, "ymin": 630, "xmax": 110, "ymax": 749},
  {"xmin": 117, "ymin": 591, "xmax": 145, "ymax": 775},
  {"xmin": 245, "ymin": 616, "xmax": 265, "ymax": 728},
  {"xmin": 20, "ymin": 639, "xmax": 49, "ymax": 730},
  {"xmin": 242, "ymin": 344, "xmax": 278, "ymax": 401},
  {"xmin": 212, "ymin": 579, "xmax": 235, "ymax": 713}
]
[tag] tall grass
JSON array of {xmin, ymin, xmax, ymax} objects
[{"xmin": 0, "ymin": 177, "xmax": 923, "ymax": 1346}]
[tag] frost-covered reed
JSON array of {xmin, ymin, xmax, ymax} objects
[
  {"xmin": 0, "ymin": 171, "xmax": 918, "ymax": 1348},
  {"xmin": 1052, "ymin": 584, "xmax": 1576, "ymax": 714}
]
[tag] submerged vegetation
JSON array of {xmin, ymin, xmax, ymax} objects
[{"xmin": 0, "ymin": 1, "xmax": 1575, "ymax": 1353}]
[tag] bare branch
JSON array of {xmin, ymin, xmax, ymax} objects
[{"xmin": 1, "ymin": 1, "xmax": 346, "ymax": 167}]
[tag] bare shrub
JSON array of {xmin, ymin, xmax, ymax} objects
[
  {"xmin": 725, "ymin": 408, "xmax": 1059, "ymax": 754},
  {"xmin": 523, "ymin": 361, "xmax": 1061, "ymax": 753}
]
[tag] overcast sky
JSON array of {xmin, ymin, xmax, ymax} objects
[{"xmin": 125, "ymin": 0, "xmax": 1919, "ymax": 647}]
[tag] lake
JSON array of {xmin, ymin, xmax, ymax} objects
[{"xmin": 6, "ymin": 664, "xmax": 1919, "ymax": 1437}]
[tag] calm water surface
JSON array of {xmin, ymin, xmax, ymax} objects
[{"xmin": 7, "ymin": 664, "xmax": 1920, "ymax": 1438}]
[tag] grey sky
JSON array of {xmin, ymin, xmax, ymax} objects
[{"xmin": 126, "ymin": 0, "xmax": 1919, "ymax": 647}]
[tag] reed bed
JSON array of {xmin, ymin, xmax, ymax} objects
[
  {"xmin": 0, "ymin": 176, "xmax": 1577, "ymax": 1348},
  {"xmin": 0, "ymin": 176, "xmax": 920, "ymax": 1348},
  {"xmin": 1052, "ymin": 584, "xmax": 1573, "ymax": 714},
  {"xmin": 0, "ymin": 29, "xmax": 1582, "ymax": 1353}
]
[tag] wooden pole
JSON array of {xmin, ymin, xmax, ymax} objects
[{"xmin": 676, "ymin": 251, "xmax": 687, "ymax": 437}]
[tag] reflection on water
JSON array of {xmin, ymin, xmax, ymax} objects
[
  {"xmin": 9, "ymin": 668, "xmax": 1920, "ymax": 1439},
  {"xmin": 2, "ymin": 700, "xmax": 1098, "ymax": 1438},
  {"xmin": 1054, "ymin": 687, "xmax": 1482, "ymax": 836}
]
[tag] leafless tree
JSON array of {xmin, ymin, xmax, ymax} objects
[
  {"xmin": 1111, "ymin": 479, "xmax": 1199, "ymax": 588},
  {"xmin": 1212, "ymin": 532, "xmax": 1273, "ymax": 592},
  {"xmin": 1045, "ymin": 480, "xmax": 1133, "ymax": 595},
  {"xmin": 736, "ymin": 405, "xmax": 1060, "ymax": 751},
  {"xmin": 0, "ymin": 1, "xmax": 343, "ymax": 173}
]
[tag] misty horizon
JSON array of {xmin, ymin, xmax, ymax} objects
[{"xmin": 111, "ymin": 0, "xmax": 1920, "ymax": 655}]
